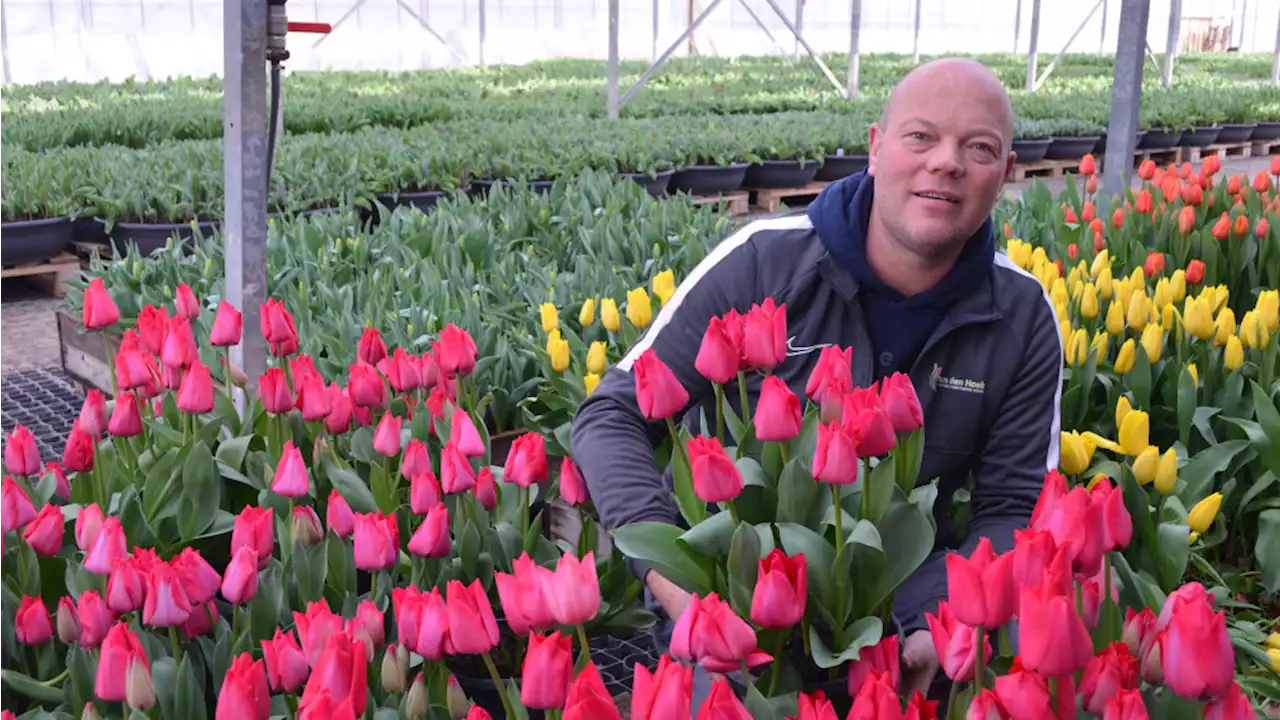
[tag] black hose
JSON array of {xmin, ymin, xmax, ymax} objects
[{"xmin": 267, "ymin": 59, "xmax": 282, "ymax": 200}]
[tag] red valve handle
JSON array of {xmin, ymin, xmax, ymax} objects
[{"xmin": 287, "ymin": 21, "xmax": 332, "ymax": 33}]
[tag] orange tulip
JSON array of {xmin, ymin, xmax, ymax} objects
[
  {"xmin": 1067, "ymin": 243, "xmax": 1079, "ymax": 260},
  {"xmin": 1161, "ymin": 176, "xmax": 1179, "ymax": 203},
  {"xmin": 1111, "ymin": 208, "xmax": 1126, "ymax": 229},
  {"xmin": 1064, "ymin": 206, "xmax": 1079, "ymax": 224},
  {"xmin": 1094, "ymin": 230, "xmax": 1106, "ymax": 253},
  {"xmin": 1233, "ymin": 214, "xmax": 1250, "ymax": 237},
  {"xmin": 1180, "ymin": 182, "xmax": 1203, "ymax": 207},
  {"xmin": 1227, "ymin": 175, "xmax": 1243, "ymax": 195},
  {"xmin": 1135, "ymin": 189, "xmax": 1153, "ymax": 215},
  {"xmin": 1211, "ymin": 213, "xmax": 1231, "ymax": 240},
  {"xmin": 1138, "ymin": 159, "xmax": 1156, "ymax": 181},
  {"xmin": 1086, "ymin": 175, "xmax": 1098, "ymax": 195},
  {"xmin": 1083, "ymin": 201, "xmax": 1097, "ymax": 223},
  {"xmin": 1255, "ymin": 171, "xmax": 1273, "ymax": 195},
  {"xmin": 1178, "ymin": 206, "xmax": 1197, "ymax": 235},
  {"xmin": 1179, "ymin": 162, "xmax": 1193, "ymax": 179},
  {"xmin": 1270, "ymin": 156, "xmax": 1280, "ymax": 176},
  {"xmin": 1202, "ymin": 155, "xmax": 1221, "ymax": 176},
  {"xmin": 1080, "ymin": 153, "xmax": 1097, "ymax": 175},
  {"xmin": 1259, "ymin": 217, "xmax": 1271, "ymax": 239}
]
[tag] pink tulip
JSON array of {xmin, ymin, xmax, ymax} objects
[
  {"xmin": 57, "ymin": 597, "xmax": 80, "ymax": 645},
  {"xmin": 410, "ymin": 470, "xmax": 441, "ymax": 514},
  {"xmin": 353, "ymin": 511, "xmax": 399, "ymax": 571},
  {"xmin": 813, "ymin": 419, "xmax": 859, "ymax": 485},
  {"xmin": 175, "ymin": 283, "xmax": 201, "ymax": 319},
  {"xmin": 295, "ymin": 373, "xmax": 332, "ymax": 422},
  {"xmin": 221, "ymin": 545, "xmax": 261, "ymax": 605},
  {"xmin": 15, "ymin": 596, "xmax": 52, "ymax": 645},
  {"xmin": 357, "ymin": 327, "xmax": 388, "ymax": 367},
  {"xmin": 171, "ymin": 547, "xmax": 222, "ymax": 605},
  {"xmin": 1204, "ymin": 684, "xmax": 1256, "ymax": 720},
  {"xmin": 878, "ymin": 372, "xmax": 923, "ymax": 433},
  {"xmin": 231, "ymin": 506, "xmax": 274, "ymax": 570},
  {"xmin": 106, "ymin": 557, "xmax": 147, "ymax": 613},
  {"xmin": 437, "ymin": 323, "xmax": 477, "ymax": 376},
  {"xmin": 96, "ymin": 622, "xmax": 148, "ymax": 702},
  {"xmin": 946, "ymin": 537, "xmax": 1016, "ymax": 629},
  {"xmin": 926, "ymin": 600, "xmax": 988, "ymax": 682},
  {"xmin": 81, "ymin": 278, "xmax": 120, "ymax": 330},
  {"xmin": 401, "ymin": 439, "xmax": 430, "ymax": 480},
  {"xmin": 475, "ymin": 467, "xmax": 498, "ymax": 510},
  {"xmin": 440, "ymin": 441, "xmax": 477, "ymax": 494},
  {"xmin": 694, "ymin": 315, "xmax": 742, "ymax": 384},
  {"xmin": 630, "ymin": 654, "xmax": 694, "ymax": 720},
  {"xmin": 449, "ymin": 406, "xmax": 486, "ymax": 457},
  {"xmin": 327, "ymin": 490, "xmax": 355, "ymax": 537},
  {"xmin": 542, "ymin": 551, "xmax": 601, "ymax": 626},
  {"xmin": 293, "ymin": 601, "xmax": 345, "ymax": 668},
  {"xmin": 270, "ymin": 441, "xmax": 310, "ymax": 497},
  {"xmin": 215, "ymin": 652, "xmax": 271, "ymax": 720},
  {"xmin": 686, "ymin": 435, "xmax": 744, "ymax": 503},
  {"xmin": 1018, "ymin": 581, "xmax": 1094, "ymax": 677},
  {"xmin": 262, "ymin": 628, "xmax": 310, "ymax": 693},
  {"xmin": 750, "ymin": 549, "xmax": 806, "ymax": 629},
  {"xmin": 22, "ymin": 502, "xmax": 63, "ymax": 556},
  {"xmin": 965, "ymin": 689, "xmax": 1008, "ymax": 720},
  {"xmin": 324, "ymin": 383, "xmax": 354, "ymax": 434},
  {"xmin": 76, "ymin": 590, "xmax": 114, "ymax": 648},
  {"xmin": 143, "ymin": 562, "xmax": 192, "ymax": 627},
  {"xmin": 1159, "ymin": 583, "xmax": 1234, "ymax": 700},
  {"xmin": 392, "ymin": 586, "xmax": 449, "ymax": 660},
  {"xmin": 380, "ymin": 348, "xmax": 422, "ymax": 393},
  {"xmin": 846, "ymin": 635, "xmax": 900, "ymax": 700},
  {"xmin": 444, "ymin": 579, "xmax": 499, "ymax": 655},
  {"xmin": 805, "ymin": 345, "xmax": 853, "ymax": 403},
  {"xmin": 754, "ymin": 375, "xmax": 802, "ymax": 442},
  {"xmin": 521, "ymin": 631, "xmax": 574, "ymax": 710},
  {"xmin": 670, "ymin": 592, "xmax": 772, "ymax": 674},
  {"xmin": 633, "ymin": 349, "xmax": 690, "ymax": 421},
  {"xmin": 504, "ymin": 432, "xmax": 549, "ymax": 488},
  {"xmin": 741, "ymin": 297, "xmax": 787, "ymax": 370},
  {"xmin": 349, "ymin": 599, "xmax": 385, "ymax": 654},
  {"xmin": 1, "ymin": 475, "xmax": 36, "ymax": 531},
  {"xmin": 1079, "ymin": 642, "xmax": 1140, "ymax": 715},
  {"xmin": 161, "ymin": 317, "xmax": 198, "ymax": 369},
  {"xmin": 559, "ymin": 456, "xmax": 589, "ymax": 505},
  {"xmin": 373, "ymin": 412, "xmax": 402, "ymax": 457},
  {"xmin": 61, "ymin": 420, "xmax": 95, "ymax": 473},
  {"xmin": 347, "ymin": 361, "xmax": 386, "ymax": 409},
  {"xmin": 78, "ymin": 390, "xmax": 107, "ymax": 437},
  {"xmin": 495, "ymin": 553, "xmax": 555, "ymax": 636},
  {"xmin": 83, "ymin": 516, "xmax": 128, "ymax": 575},
  {"xmin": 108, "ymin": 392, "xmax": 143, "ymax": 436},
  {"xmin": 408, "ymin": 504, "xmax": 451, "ymax": 558},
  {"xmin": 210, "ymin": 300, "xmax": 243, "ymax": 346}
]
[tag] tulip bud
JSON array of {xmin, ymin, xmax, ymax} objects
[
  {"xmin": 1154, "ymin": 448, "xmax": 1178, "ymax": 495},
  {"xmin": 652, "ymin": 269, "xmax": 675, "ymax": 306},
  {"xmin": 56, "ymin": 597, "xmax": 80, "ymax": 645},
  {"xmin": 600, "ymin": 298, "xmax": 620, "ymax": 332},
  {"xmin": 586, "ymin": 341, "xmax": 607, "ymax": 375},
  {"xmin": 540, "ymin": 302, "xmax": 560, "ymax": 334},
  {"xmin": 81, "ymin": 704, "xmax": 100, "ymax": 720},
  {"xmin": 1186, "ymin": 492, "xmax": 1222, "ymax": 534},
  {"xmin": 1105, "ymin": 298, "xmax": 1125, "ymax": 336},
  {"xmin": 626, "ymin": 287, "xmax": 652, "ymax": 329},
  {"xmin": 125, "ymin": 656, "xmax": 156, "ymax": 711},
  {"xmin": 1118, "ymin": 409, "xmax": 1149, "ymax": 456},
  {"xmin": 291, "ymin": 505, "xmax": 324, "ymax": 546},
  {"xmin": 406, "ymin": 673, "xmax": 430, "ymax": 719},
  {"xmin": 1224, "ymin": 336, "xmax": 1244, "ymax": 371},
  {"xmin": 447, "ymin": 675, "xmax": 470, "ymax": 720},
  {"xmin": 382, "ymin": 643, "xmax": 409, "ymax": 693},
  {"xmin": 579, "ymin": 298, "xmax": 595, "ymax": 326}
]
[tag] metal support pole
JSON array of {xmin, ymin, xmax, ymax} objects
[
  {"xmin": 1100, "ymin": 0, "xmax": 1108, "ymax": 51},
  {"xmin": 620, "ymin": 0, "xmax": 726, "ymax": 108},
  {"xmin": 794, "ymin": 0, "xmax": 803, "ymax": 61},
  {"xmin": 652, "ymin": 0, "xmax": 659, "ymax": 61},
  {"xmin": 1272, "ymin": 7, "xmax": 1280, "ymax": 85},
  {"xmin": 1025, "ymin": 0, "xmax": 1041, "ymax": 91},
  {"xmin": 224, "ymin": 0, "xmax": 270, "ymax": 406},
  {"xmin": 607, "ymin": 0, "xmax": 619, "ymax": 119},
  {"xmin": 1102, "ymin": 0, "xmax": 1150, "ymax": 200},
  {"xmin": 1014, "ymin": 0, "xmax": 1023, "ymax": 52},
  {"xmin": 1162, "ymin": 0, "xmax": 1180, "ymax": 87},
  {"xmin": 737, "ymin": 0, "xmax": 792, "ymax": 58},
  {"xmin": 1240, "ymin": 0, "xmax": 1249, "ymax": 47},
  {"xmin": 1, "ymin": 0, "xmax": 11, "ymax": 84},
  {"xmin": 913, "ymin": 0, "xmax": 922, "ymax": 64},
  {"xmin": 847, "ymin": 0, "xmax": 861, "ymax": 99},
  {"xmin": 479, "ymin": 0, "xmax": 486, "ymax": 66},
  {"xmin": 760, "ymin": 0, "xmax": 845, "ymax": 93},
  {"xmin": 1033, "ymin": 0, "xmax": 1105, "ymax": 91}
]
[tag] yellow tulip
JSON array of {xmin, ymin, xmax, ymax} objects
[
  {"xmin": 1091, "ymin": 330, "xmax": 1109, "ymax": 358},
  {"xmin": 1060, "ymin": 431, "xmax": 1092, "ymax": 474},
  {"xmin": 652, "ymin": 269, "xmax": 675, "ymax": 306},
  {"xmin": 1097, "ymin": 265, "xmax": 1114, "ymax": 300},
  {"xmin": 1060, "ymin": 320, "xmax": 1072, "ymax": 350},
  {"xmin": 1119, "ymin": 408, "xmax": 1150, "ymax": 456},
  {"xmin": 1186, "ymin": 492, "xmax": 1223, "ymax": 534},
  {"xmin": 1241, "ymin": 309, "xmax": 1271, "ymax": 350},
  {"xmin": 1268, "ymin": 648, "xmax": 1280, "ymax": 673},
  {"xmin": 1080, "ymin": 283, "xmax": 1099, "ymax": 320},
  {"xmin": 1186, "ymin": 364, "xmax": 1199, "ymax": 387},
  {"xmin": 1141, "ymin": 324, "xmax": 1163, "ymax": 363},
  {"xmin": 1068, "ymin": 328, "xmax": 1089, "ymax": 367},
  {"xmin": 1183, "ymin": 296, "xmax": 1214, "ymax": 340},
  {"xmin": 584, "ymin": 372, "xmax": 601, "ymax": 396},
  {"xmin": 1259, "ymin": 289, "xmax": 1280, "ymax": 332},
  {"xmin": 1189, "ymin": 531, "xmax": 1200, "ymax": 544},
  {"xmin": 1153, "ymin": 447, "xmax": 1178, "ymax": 493},
  {"xmin": 586, "ymin": 341, "xmax": 607, "ymax": 374},
  {"xmin": 579, "ymin": 298, "xmax": 596, "ymax": 326},
  {"xmin": 1266, "ymin": 632, "xmax": 1280, "ymax": 650},
  {"xmin": 1127, "ymin": 291, "xmax": 1150, "ymax": 332},
  {"xmin": 601, "ymin": 298, "xmax": 621, "ymax": 332},
  {"xmin": 1132, "ymin": 445, "xmax": 1159, "ymax": 485},
  {"xmin": 540, "ymin": 302, "xmax": 560, "ymax": 334},
  {"xmin": 1214, "ymin": 307, "xmax": 1237, "ymax": 347},
  {"xmin": 626, "ymin": 287, "xmax": 652, "ymax": 329},
  {"xmin": 1106, "ymin": 300, "xmax": 1126, "ymax": 336},
  {"xmin": 1170, "ymin": 268, "xmax": 1187, "ymax": 303},
  {"xmin": 1225, "ymin": 336, "xmax": 1245, "ymax": 371},
  {"xmin": 1006, "ymin": 241, "xmax": 1032, "ymax": 269},
  {"xmin": 1087, "ymin": 473, "xmax": 1110, "ymax": 490},
  {"xmin": 1129, "ymin": 266, "xmax": 1145, "ymax": 288},
  {"xmin": 1031, "ymin": 246, "xmax": 1049, "ymax": 270},
  {"xmin": 1081, "ymin": 431, "xmax": 1124, "ymax": 454},
  {"xmin": 1161, "ymin": 303, "xmax": 1175, "ymax": 331},
  {"xmin": 1115, "ymin": 396, "xmax": 1133, "ymax": 430},
  {"xmin": 1153, "ymin": 278, "xmax": 1173, "ymax": 309},
  {"xmin": 1055, "ymin": 299, "xmax": 1070, "ymax": 328},
  {"xmin": 1115, "ymin": 338, "xmax": 1136, "ymax": 374},
  {"xmin": 1116, "ymin": 277, "xmax": 1134, "ymax": 312},
  {"xmin": 1091, "ymin": 249, "xmax": 1111, "ymax": 278},
  {"xmin": 548, "ymin": 333, "xmax": 570, "ymax": 373}
]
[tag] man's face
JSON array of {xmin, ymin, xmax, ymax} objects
[{"xmin": 866, "ymin": 71, "xmax": 1015, "ymax": 260}]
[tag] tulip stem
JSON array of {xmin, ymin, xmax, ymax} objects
[
  {"xmin": 974, "ymin": 626, "xmax": 987, "ymax": 691},
  {"xmin": 766, "ymin": 632, "xmax": 786, "ymax": 696},
  {"xmin": 224, "ymin": 346, "xmax": 234, "ymax": 401},
  {"xmin": 831, "ymin": 484, "xmax": 845, "ymax": 622},
  {"xmin": 481, "ymin": 652, "xmax": 516, "ymax": 720},
  {"xmin": 576, "ymin": 623, "xmax": 592, "ymax": 667},
  {"xmin": 169, "ymin": 625, "xmax": 182, "ymax": 665},
  {"xmin": 946, "ymin": 677, "xmax": 961, "ymax": 716},
  {"xmin": 726, "ymin": 498, "xmax": 741, "ymax": 526},
  {"xmin": 103, "ymin": 331, "xmax": 118, "ymax": 397},
  {"xmin": 740, "ymin": 659, "xmax": 754, "ymax": 694},
  {"xmin": 714, "ymin": 383, "xmax": 726, "ymax": 445},
  {"xmin": 778, "ymin": 442, "xmax": 789, "ymax": 466},
  {"xmin": 522, "ymin": 486, "xmax": 531, "ymax": 540},
  {"xmin": 39, "ymin": 668, "xmax": 68, "ymax": 687},
  {"xmin": 737, "ymin": 371, "xmax": 751, "ymax": 422}
]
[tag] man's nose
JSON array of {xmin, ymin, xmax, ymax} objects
[{"xmin": 924, "ymin": 142, "xmax": 965, "ymax": 176}]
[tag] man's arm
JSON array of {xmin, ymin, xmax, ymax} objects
[
  {"xmin": 570, "ymin": 234, "xmax": 763, "ymax": 582},
  {"xmin": 895, "ymin": 299, "xmax": 1063, "ymax": 634}
]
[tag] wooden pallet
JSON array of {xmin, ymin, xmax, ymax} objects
[
  {"xmin": 1252, "ymin": 138, "xmax": 1280, "ymax": 156},
  {"xmin": 747, "ymin": 180, "xmax": 830, "ymax": 213},
  {"xmin": 1, "ymin": 252, "xmax": 81, "ymax": 298},
  {"xmin": 1133, "ymin": 146, "xmax": 1183, "ymax": 168},
  {"xmin": 1187, "ymin": 141, "xmax": 1255, "ymax": 163},
  {"xmin": 689, "ymin": 191, "xmax": 750, "ymax": 216},
  {"xmin": 1008, "ymin": 157, "xmax": 1087, "ymax": 182}
]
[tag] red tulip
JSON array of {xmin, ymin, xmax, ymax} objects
[
  {"xmin": 631, "ymin": 654, "xmax": 693, "ymax": 720},
  {"xmin": 408, "ymin": 470, "xmax": 441, "ymax": 515},
  {"xmin": 116, "ymin": 348, "xmax": 159, "ymax": 393},
  {"xmin": 221, "ymin": 545, "xmax": 261, "ymax": 605},
  {"xmin": 15, "ymin": 596, "xmax": 52, "ymax": 645},
  {"xmin": 371, "ymin": 412, "xmax": 402, "ymax": 457},
  {"xmin": 695, "ymin": 314, "xmax": 743, "ymax": 384},
  {"xmin": 216, "ymin": 652, "xmax": 271, "ymax": 720},
  {"xmin": 445, "ymin": 579, "xmax": 500, "ymax": 654},
  {"xmin": 563, "ymin": 662, "xmax": 622, "ymax": 720},
  {"xmin": 1159, "ymin": 583, "xmax": 1233, "ymax": 700},
  {"xmin": 542, "ymin": 550, "xmax": 601, "ymax": 625},
  {"xmin": 751, "ymin": 548, "xmax": 806, "ymax": 628},
  {"xmin": 475, "ymin": 466, "xmax": 498, "ymax": 510},
  {"xmin": 633, "ymin": 349, "xmax": 691, "ymax": 421},
  {"xmin": 392, "ymin": 586, "xmax": 449, "ymax": 660},
  {"xmin": 1, "ymin": 475, "xmax": 36, "ymax": 531},
  {"xmin": 521, "ymin": 630, "xmax": 574, "ymax": 709},
  {"xmin": 793, "ymin": 690, "xmax": 841, "ymax": 720},
  {"xmin": 755, "ymin": 375, "xmax": 802, "ymax": 441},
  {"xmin": 324, "ymin": 383, "xmax": 354, "ymax": 434},
  {"xmin": 926, "ymin": 600, "xmax": 987, "ymax": 682},
  {"xmin": 495, "ymin": 553, "xmax": 555, "ymax": 636},
  {"xmin": 559, "ymin": 456, "xmax": 589, "ymax": 505},
  {"xmin": 946, "ymin": 537, "xmax": 1016, "ymax": 629},
  {"xmin": 57, "ymin": 596, "xmax": 80, "ymax": 645},
  {"xmin": 326, "ymin": 489, "xmax": 355, "ymax": 537},
  {"xmin": 260, "ymin": 298, "xmax": 299, "ymax": 357},
  {"xmin": 846, "ymin": 635, "xmax": 900, "ymax": 700},
  {"xmin": 19, "ymin": 503, "xmax": 61, "ymax": 556},
  {"xmin": 400, "ymin": 439, "xmax": 430, "ymax": 480},
  {"xmin": 965, "ymin": 689, "xmax": 1007, "ymax": 720},
  {"xmin": 106, "ymin": 557, "xmax": 147, "ymax": 613},
  {"xmin": 845, "ymin": 390, "xmax": 896, "ymax": 458},
  {"xmin": 143, "ymin": 562, "xmax": 192, "ymax": 627},
  {"xmin": 1079, "ymin": 642, "xmax": 1140, "ymax": 715},
  {"xmin": 258, "ymin": 368, "xmax": 293, "ymax": 414},
  {"xmin": 992, "ymin": 658, "xmax": 1074, "ymax": 719},
  {"xmin": 904, "ymin": 692, "xmax": 939, "ymax": 720},
  {"xmin": 686, "ymin": 435, "xmax": 744, "ymax": 503},
  {"xmin": 171, "ymin": 283, "xmax": 199, "ymax": 320},
  {"xmin": 181, "ymin": 600, "xmax": 215, "ymax": 639},
  {"xmin": 805, "ymin": 345, "xmax": 854, "ymax": 403},
  {"xmin": 209, "ymin": 300, "xmax": 242, "ymax": 346},
  {"xmin": 348, "ymin": 361, "xmax": 387, "ymax": 409},
  {"xmin": 848, "ymin": 669, "xmax": 901, "ymax": 720},
  {"xmin": 82, "ymin": 278, "xmax": 120, "ymax": 330},
  {"xmin": 813, "ymin": 419, "xmax": 859, "ymax": 485},
  {"xmin": 437, "ymin": 323, "xmax": 478, "ymax": 376},
  {"xmin": 353, "ymin": 511, "xmax": 399, "ymax": 571},
  {"xmin": 137, "ymin": 304, "xmax": 170, "ymax": 354},
  {"xmin": 1178, "ymin": 206, "xmax": 1197, "ymax": 235},
  {"xmin": 670, "ymin": 592, "xmax": 772, "ymax": 673},
  {"xmin": 1101, "ymin": 688, "xmax": 1148, "ymax": 720},
  {"xmin": 381, "ymin": 348, "xmax": 422, "ymax": 393},
  {"xmin": 408, "ymin": 503, "xmax": 451, "ymax": 558},
  {"xmin": 1011, "ymin": 528, "xmax": 1058, "ymax": 589},
  {"xmin": 1203, "ymin": 684, "xmax": 1255, "ymax": 720},
  {"xmin": 295, "ymin": 373, "xmax": 331, "ymax": 422},
  {"xmin": 1030, "ymin": 471, "xmax": 1105, "ymax": 576},
  {"xmin": 1122, "ymin": 607, "xmax": 1157, "ymax": 659},
  {"xmin": 107, "ymin": 392, "xmax": 143, "ymax": 437},
  {"xmin": 77, "ymin": 390, "xmax": 107, "ymax": 437},
  {"xmin": 172, "ymin": 547, "xmax": 221, "ymax": 605},
  {"xmin": 357, "ymin": 327, "xmax": 388, "ymax": 367},
  {"xmin": 262, "ymin": 628, "xmax": 310, "ymax": 693},
  {"xmin": 83, "ymin": 516, "xmax": 128, "ymax": 575},
  {"xmin": 504, "ymin": 432, "xmax": 549, "ymax": 487},
  {"xmin": 61, "ymin": 420, "xmax": 95, "ymax": 473},
  {"xmin": 232, "ymin": 506, "xmax": 274, "ymax": 570},
  {"xmin": 293, "ymin": 601, "xmax": 346, "ymax": 667},
  {"xmin": 742, "ymin": 297, "xmax": 787, "ymax": 370},
  {"xmin": 448, "ymin": 405, "xmax": 485, "ymax": 456},
  {"xmin": 349, "ymin": 599, "xmax": 385, "ymax": 654},
  {"xmin": 268, "ymin": 441, "xmax": 310, "ymax": 498},
  {"xmin": 161, "ymin": 317, "xmax": 198, "ymax": 369},
  {"xmin": 96, "ymin": 622, "xmax": 149, "ymax": 702},
  {"xmin": 1017, "ymin": 581, "xmax": 1094, "ymax": 677},
  {"xmin": 879, "ymin": 372, "xmax": 923, "ymax": 433},
  {"xmin": 176, "ymin": 359, "xmax": 214, "ymax": 413},
  {"xmin": 1089, "ymin": 480, "xmax": 1131, "ymax": 553},
  {"xmin": 440, "ymin": 441, "xmax": 477, "ymax": 494}
]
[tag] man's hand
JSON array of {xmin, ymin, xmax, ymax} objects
[
  {"xmin": 646, "ymin": 570, "xmax": 693, "ymax": 622},
  {"xmin": 901, "ymin": 629, "xmax": 939, "ymax": 696}
]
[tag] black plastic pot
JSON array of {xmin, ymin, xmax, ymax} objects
[
  {"xmin": 101, "ymin": 217, "xmax": 218, "ymax": 256},
  {"xmin": 620, "ymin": 169, "xmax": 676, "ymax": 197},
  {"xmin": 668, "ymin": 163, "xmax": 750, "ymax": 196},
  {"xmin": 72, "ymin": 215, "xmax": 110, "ymax": 246},
  {"xmin": 377, "ymin": 185, "xmax": 470, "ymax": 212},
  {"xmin": 1, "ymin": 216, "xmax": 73, "ymax": 266},
  {"xmin": 1045, "ymin": 136, "xmax": 1100, "ymax": 161},
  {"xmin": 1216, "ymin": 123, "xmax": 1257, "ymax": 144},
  {"xmin": 1012, "ymin": 138, "xmax": 1052, "ymax": 164},
  {"xmin": 1179, "ymin": 126, "xmax": 1222, "ymax": 148},
  {"xmin": 471, "ymin": 178, "xmax": 554, "ymax": 196},
  {"xmin": 1092, "ymin": 130, "xmax": 1146, "ymax": 155},
  {"xmin": 743, "ymin": 159, "xmax": 819, "ymax": 189},
  {"xmin": 1253, "ymin": 122, "xmax": 1280, "ymax": 141},
  {"xmin": 815, "ymin": 154, "xmax": 869, "ymax": 182},
  {"xmin": 1140, "ymin": 129, "xmax": 1182, "ymax": 149}
]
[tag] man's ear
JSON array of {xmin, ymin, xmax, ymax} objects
[
  {"xmin": 1003, "ymin": 150, "xmax": 1017, "ymax": 183},
  {"xmin": 867, "ymin": 122, "xmax": 882, "ymax": 176}
]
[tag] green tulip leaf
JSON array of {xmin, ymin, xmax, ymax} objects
[
  {"xmin": 1, "ymin": 669, "xmax": 64, "ymax": 705},
  {"xmin": 1256, "ymin": 509, "xmax": 1280, "ymax": 593},
  {"xmin": 326, "ymin": 463, "xmax": 378, "ymax": 514},
  {"xmin": 807, "ymin": 616, "xmax": 882, "ymax": 669},
  {"xmin": 610, "ymin": 522, "xmax": 714, "ymax": 594},
  {"xmin": 1179, "ymin": 439, "xmax": 1248, "ymax": 505},
  {"xmin": 777, "ymin": 456, "xmax": 823, "ymax": 527}
]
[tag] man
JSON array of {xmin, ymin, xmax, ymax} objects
[{"xmin": 571, "ymin": 58, "xmax": 1062, "ymax": 709}]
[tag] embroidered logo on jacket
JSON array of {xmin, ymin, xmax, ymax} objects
[
  {"xmin": 929, "ymin": 363, "xmax": 986, "ymax": 394},
  {"xmin": 786, "ymin": 336, "xmax": 835, "ymax": 357}
]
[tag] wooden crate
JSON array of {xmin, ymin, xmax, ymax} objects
[
  {"xmin": 1187, "ymin": 141, "xmax": 1254, "ymax": 164},
  {"xmin": 57, "ymin": 308, "xmax": 116, "ymax": 395},
  {"xmin": 1, "ymin": 252, "xmax": 82, "ymax": 298},
  {"xmin": 689, "ymin": 191, "xmax": 750, "ymax": 216},
  {"xmin": 1133, "ymin": 146, "xmax": 1183, "ymax": 168},
  {"xmin": 747, "ymin": 180, "xmax": 830, "ymax": 213},
  {"xmin": 1007, "ymin": 157, "xmax": 1088, "ymax": 182},
  {"xmin": 1252, "ymin": 138, "xmax": 1280, "ymax": 156}
]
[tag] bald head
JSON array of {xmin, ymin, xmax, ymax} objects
[{"xmin": 879, "ymin": 58, "xmax": 1014, "ymax": 153}]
